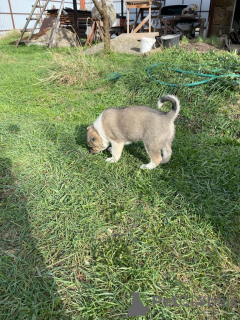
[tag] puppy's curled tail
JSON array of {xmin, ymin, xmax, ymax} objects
[{"xmin": 157, "ymin": 95, "xmax": 180, "ymax": 121}]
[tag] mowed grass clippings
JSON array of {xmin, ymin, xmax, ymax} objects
[{"xmin": 0, "ymin": 32, "xmax": 240, "ymax": 320}]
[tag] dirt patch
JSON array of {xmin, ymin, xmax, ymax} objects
[
  {"xmin": 84, "ymin": 36, "xmax": 142, "ymax": 55},
  {"xmin": 29, "ymin": 27, "xmax": 77, "ymax": 47},
  {"xmin": 180, "ymin": 42, "xmax": 223, "ymax": 52}
]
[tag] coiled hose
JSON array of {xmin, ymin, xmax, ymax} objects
[{"xmin": 105, "ymin": 63, "xmax": 240, "ymax": 87}]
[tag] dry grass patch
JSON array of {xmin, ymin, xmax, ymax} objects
[{"xmin": 44, "ymin": 46, "xmax": 99, "ymax": 87}]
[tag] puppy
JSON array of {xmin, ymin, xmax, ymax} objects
[{"xmin": 87, "ymin": 95, "xmax": 180, "ymax": 169}]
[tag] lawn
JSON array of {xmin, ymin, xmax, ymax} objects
[{"xmin": 0, "ymin": 32, "xmax": 239, "ymax": 320}]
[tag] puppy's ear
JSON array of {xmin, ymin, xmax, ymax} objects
[{"xmin": 87, "ymin": 125, "xmax": 93, "ymax": 130}]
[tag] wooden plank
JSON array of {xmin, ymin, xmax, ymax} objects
[
  {"xmin": 125, "ymin": 0, "xmax": 151, "ymax": 4},
  {"xmin": 126, "ymin": 4, "xmax": 150, "ymax": 8},
  {"xmin": 125, "ymin": 0, "xmax": 151, "ymax": 9},
  {"xmin": 127, "ymin": 8, "xmax": 130, "ymax": 33},
  {"xmin": 149, "ymin": 5, "xmax": 151, "ymax": 32},
  {"xmin": 117, "ymin": 32, "xmax": 158, "ymax": 40},
  {"xmin": 73, "ymin": 0, "xmax": 79, "ymax": 38},
  {"xmin": 85, "ymin": 21, "xmax": 96, "ymax": 46},
  {"xmin": 48, "ymin": 0, "xmax": 65, "ymax": 48},
  {"xmin": 132, "ymin": 14, "xmax": 150, "ymax": 33}
]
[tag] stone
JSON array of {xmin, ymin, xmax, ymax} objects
[{"xmin": 91, "ymin": 0, "xmax": 116, "ymax": 27}]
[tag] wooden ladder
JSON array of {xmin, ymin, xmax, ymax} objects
[
  {"xmin": 16, "ymin": 0, "xmax": 51, "ymax": 47},
  {"xmin": 48, "ymin": 0, "xmax": 65, "ymax": 48}
]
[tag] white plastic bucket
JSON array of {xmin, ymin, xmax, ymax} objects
[{"xmin": 140, "ymin": 37, "xmax": 156, "ymax": 54}]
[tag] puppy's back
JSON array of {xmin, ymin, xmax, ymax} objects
[{"xmin": 102, "ymin": 106, "xmax": 172, "ymax": 143}]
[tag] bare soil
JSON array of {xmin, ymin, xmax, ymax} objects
[
  {"xmin": 84, "ymin": 36, "xmax": 142, "ymax": 55},
  {"xmin": 180, "ymin": 42, "xmax": 222, "ymax": 52},
  {"xmin": 30, "ymin": 28, "xmax": 77, "ymax": 47}
]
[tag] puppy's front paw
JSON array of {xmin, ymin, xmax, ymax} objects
[{"xmin": 106, "ymin": 157, "xmax": 116, "ymax": 163}]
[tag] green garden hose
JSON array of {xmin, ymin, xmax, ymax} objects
[
  {"xmin": 104, "ymin": 72, "xmax": 123, "ymax": 81},
  {"xmin": 105, "ymin": 63, "xmax": 240, "ymax": 87},
  {"xmin": 146, "ymin": 63, "xmax": 240, "ymax": 87}
]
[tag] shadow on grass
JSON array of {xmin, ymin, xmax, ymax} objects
[
  {"xmin": 0, "ymin": 157, "xmax": 69, "ymax": 320},
  {"xmin": 124, "ymin": 142, "xmax": 148, "ymax": 163},
  {"xmin": 75, "ymin": 124, "xmax": 89, "ymax": 148}
]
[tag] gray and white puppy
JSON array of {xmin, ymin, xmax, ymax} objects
[{"xmin": 87, "ymin": 95, "xmax": 180, "ymax": 169}]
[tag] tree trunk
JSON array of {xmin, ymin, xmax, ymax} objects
[{"xmin": 92, "ymin": 0, "xmax": 111, "ymax": 53}]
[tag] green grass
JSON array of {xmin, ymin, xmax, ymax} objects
[{"xmin": 0, "ymin": 33, "xmax": 240, "ymax": 320}]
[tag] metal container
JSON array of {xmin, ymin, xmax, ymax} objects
[{"xmin": 160, "ymin": 34, "xmax": 180, "ymax": 48}]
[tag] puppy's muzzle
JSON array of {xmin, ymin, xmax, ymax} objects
[{"xmin": 88, "ymin": 147, "xmax": 97, "ymax": 154}]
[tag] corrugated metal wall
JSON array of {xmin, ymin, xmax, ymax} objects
[
  {"xmin": 0, "ymin": 0, "xmax": 210, "ymax": 33},
  {"xmin": 0, "ymin": 0, "xmax": 74, "ymax": 32}
]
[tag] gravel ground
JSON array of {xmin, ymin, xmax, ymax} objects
[{"xmin": 84, "ymin": 36, "xmax": 142, "ymax": 55}]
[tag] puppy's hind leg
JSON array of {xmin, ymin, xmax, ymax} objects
[
  {"xmin": 140, "ymin": 144, "xmax": 162, "ymax": 169},
  {"xmin": 161, "ymin": 141, "xmax": 172, "ymax": 164},
  {"xmin": 106, "ymin": 141, "xmax": 124, "ymax": 163}
]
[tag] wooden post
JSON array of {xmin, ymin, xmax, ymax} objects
[
  {"xmin": 127, "ymin": 8, "xmax": 129, "ymax": 33},
  {"xmin": 207, "ymin": 0, "xmax": 216, "ymax": 37},
  {"xmin": 38, "ymin": 0, "xmax": 43, "ymax": 25},
  {"xmin": 132, "ymin": 14, "xmax": 149, "ymax": 33},
  {"xmin": 8, "ymin": 0, "xmax": 15, "ymax": 29},
  {"xmin": 199, "ymin": 18, "xmax": 205, "ymax": 37},
  {"xmin": 149, "ymin": 4, "xmax": 151, "ymax": 32},
  {"xmin": 73, "ymin": 0, "xmax": 80, "ymax": 40},
  {"xmin": 48, "ymin": 0, "xmax": 65, "ymax": 48},
  {"xmin": 85, "ymin": 21, "xmax": 96, "ymax": 46}
]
